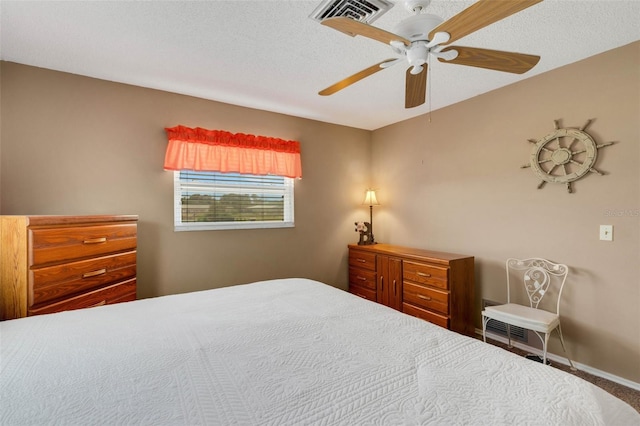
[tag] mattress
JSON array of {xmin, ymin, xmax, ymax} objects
[{"xmin": 1, "ymin": 278, "xmax": 638, "ymax": 425}]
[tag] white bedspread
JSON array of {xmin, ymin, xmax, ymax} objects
[{"xmin": 1, "ymin": 278, "xmax": 638, "ymax": 425}]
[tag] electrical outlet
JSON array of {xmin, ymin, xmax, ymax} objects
[{"xmin": 599, "ymin": 225, "xmax": 613, "ymax": 241}]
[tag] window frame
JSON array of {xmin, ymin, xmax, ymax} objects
[{"xmin": 173, "ymin": 170, "xmax": 295, "ymax": 232}]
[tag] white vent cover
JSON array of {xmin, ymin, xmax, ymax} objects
[{"xmin": 309, "ymin": 0, "xmax": 394, "ymax": 24}]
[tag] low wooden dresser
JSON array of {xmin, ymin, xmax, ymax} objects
[
  {"xmin": 1, "ymin": 215, "xmax": 138, "ymax": 320},
  {"xmin": 348, "ymin": 244, "xmax": 474, "ymax": 336}
]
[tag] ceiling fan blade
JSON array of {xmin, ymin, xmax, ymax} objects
[
  {"xmin": 319, "ymin": 59, "xmax": 398, "ymax": 96},
  {"xmin": 321, "ymin": 17, "xmax": 410, "ymax": 46},
  {"xmin": 438, "ymin": 46, "xmax": 540, "ymax": 74},
  {"xmin": 405, "ymin": 65, "xmax": 428, "ymax": 108},
  {"xmin": 429, "ymin": 0, "xmax": 543, "ymax": 46}
]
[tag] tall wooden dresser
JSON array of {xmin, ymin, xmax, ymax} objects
[
  {"xmin": 348, "ymin": 244, "xmax": 474, "ymax": 336},
  {"xmin": 0, "ymin": 215, "xmax": 138, "ymax": 320}
]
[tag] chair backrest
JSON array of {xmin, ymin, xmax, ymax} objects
[{"xmin": 505, "ymin": 258, "xmax": 569, "ymax": 315}]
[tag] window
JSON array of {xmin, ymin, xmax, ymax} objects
[
  {"xmin": 174, "ymin": 170, "xmax": 294, "ymax": 231},
  {"xmin": 164, "ymin": 126, "xmax": 301, "ymax": 231}
]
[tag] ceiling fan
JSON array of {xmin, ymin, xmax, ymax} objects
[{"xmin": 318, "ymin": 0, "xmax": 544, "ymax": 108}]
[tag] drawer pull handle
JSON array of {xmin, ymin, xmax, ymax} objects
[
  {"xmin": 417, "ymin": 294, "xmax": 432, "ymax": 301},
  {"xmin": 356, "ymin": 276, "xmax": 367, "ymax": 281},
  {"xmin": 417, "ymin": 272, "xmax": 432, "ymax": 278},
  {"xmin": 356, "ymin": 258, "xmax": 366, "ymax": 263},
  {"xmin": 83, "ymin": 269, "xmax": 107, "ymax": 278},
  {"xmin": 84, "ymin": 237, "xmax": 107, "ymax": 244}
]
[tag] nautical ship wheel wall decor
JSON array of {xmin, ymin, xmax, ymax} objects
[{"xmin": 521, "ymin": 119, "xmax": 614, "ymax": 193}]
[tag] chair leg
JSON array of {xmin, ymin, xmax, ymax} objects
[
  {"xmin": 556, "ymin": 324, "xmax": 577, "ymax": 371},
  {"xmin": 481, "ymin": 315, "xmax": 488, "ymax": 343},
  {"xmin": 506, "ymin": 324, "xmax": 512, "ymax": 348},
  {"xmin": 542, "ymin": 332, "xmax": 550, "ymax": 365}
]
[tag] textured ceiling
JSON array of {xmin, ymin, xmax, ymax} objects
[{"xmin": 1, "ymin": 0, "xmax": 638, "ymax": 130}]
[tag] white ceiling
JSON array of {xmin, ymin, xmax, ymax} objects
[{"xmin": 1, "ymin": 0, "xmax": 638, "ymax": 130}]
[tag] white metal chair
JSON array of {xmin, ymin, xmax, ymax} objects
[{"xmin": 482, "ymin": 258, "xmax": 576, "ymax": 370}]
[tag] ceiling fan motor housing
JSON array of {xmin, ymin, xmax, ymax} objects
[{"xmin": 393, "ymin": 13, "xmax": 443, "ymax": 42}]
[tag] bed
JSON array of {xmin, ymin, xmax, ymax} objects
[{"xmin": 1, "ymin": 278, "xmax": 638, "ymax": 425}]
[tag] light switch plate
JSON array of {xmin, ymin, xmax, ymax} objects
[{"xmin": 599, "ymin": 225, "xmax": 613, "ymax": 241}]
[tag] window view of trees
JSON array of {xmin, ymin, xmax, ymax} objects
[
  {"xmin": 175, "ymin": 171, "xmax": 293, "ymax": 230},
  {"xmin": 181, "ymin": 193, "xmax": 284, "ymax": 223}
]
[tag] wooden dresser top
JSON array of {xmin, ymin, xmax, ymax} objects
[
  {"xmin": 348, "ymin": 243, "xmax": 473, "ymax": 264},
  {"xmin": 2, "ymin": 215, "xmax": 138, "ymax": 227}
]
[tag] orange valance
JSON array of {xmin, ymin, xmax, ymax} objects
[{"xmin": 164, "ymin": 125, "xmax": 302, "ymax": 178}]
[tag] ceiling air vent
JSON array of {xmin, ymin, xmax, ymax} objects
[{"xmin": 309, "ymin": 0, "xmax": 394, "ymax": 25}]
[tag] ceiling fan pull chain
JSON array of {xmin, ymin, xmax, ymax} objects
[{"xmin": 427, "ymin": 53, "xmax": 432, "ymax": 123}]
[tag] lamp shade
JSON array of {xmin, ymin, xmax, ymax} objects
[{"xmin": 362, "ymin": 190, "xmax": 380, "ymax": 206}]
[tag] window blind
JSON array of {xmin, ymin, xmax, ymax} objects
[{"xmin": 174, "ymin": 171, "xmax": 294, "ymax": 231}]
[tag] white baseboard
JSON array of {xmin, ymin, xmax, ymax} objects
[{"xmin": 476, "ymin": 328, "xmax": 640, "ymax": 392}]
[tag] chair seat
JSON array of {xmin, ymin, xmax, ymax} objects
[{"xmin": 482, "ymin": 303, "xmax": 559, "ymax": 333}]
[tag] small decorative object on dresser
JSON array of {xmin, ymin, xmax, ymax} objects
[
  {"xmin": 348, "ymin": 243, "xmax": 474, "ymax": 336},
  {"xmin": 354, "ymin": 221, "xmax": 374, "ymax": 245},
  {"xmin": 0, "ymin": 215, "xmax": 138, "ymax": 320}
]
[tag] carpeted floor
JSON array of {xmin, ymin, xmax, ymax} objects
[{"xmin": 484, "ymin": 337, "xmax": 640, "ymax": 413}]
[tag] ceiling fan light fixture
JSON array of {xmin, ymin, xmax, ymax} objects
[{"xmin": 406, "ymin": 41, "xmax": 429, "ymax": 68}]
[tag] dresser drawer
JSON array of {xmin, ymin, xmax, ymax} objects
[
  {"xmin": 349, "ymin": 284, "xmax": 377, "ymax": 302},
  {"xmin": 30, "ymin": 251, "xmax": 137, "ymax": 307},
  {"xmin": 403, "ymin": 282, "xmax": 449, "ymax": 315},
  {"xmin": 349, "ymin": 250, "xmax": 376, "ymax": 271},
  {"xmin": 30, "ymin": 223, "xmax": 137, "ymax": 265},
  {"xmin": 347, "ymin": 244, "xmax": 474, "ymax": 336},
  {"xmin": 349, "ymin": 267, "xmax": 377, "ymax": 291},
  {"xmin": 403, "ymin": 261, "xmax": 449, "ymax": 290},
  {"xmin": 403, "ymin": 303, "xmax": 449, "ymax": 329},
  {"xmin": 28, "ymin": 279, "xmax": 137, "ymax": 316}
]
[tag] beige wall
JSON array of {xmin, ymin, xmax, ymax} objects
[
  {"xmin": 1, "ymin": 42, "xmax": 638, "ymax": 383},
  {"xmin": 0, "ymin": 62, "xmax": 372, "ymax": 297},
  {"xmin": 372, "ymin": 42, "xmax": 639, "ymax": 382}
]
